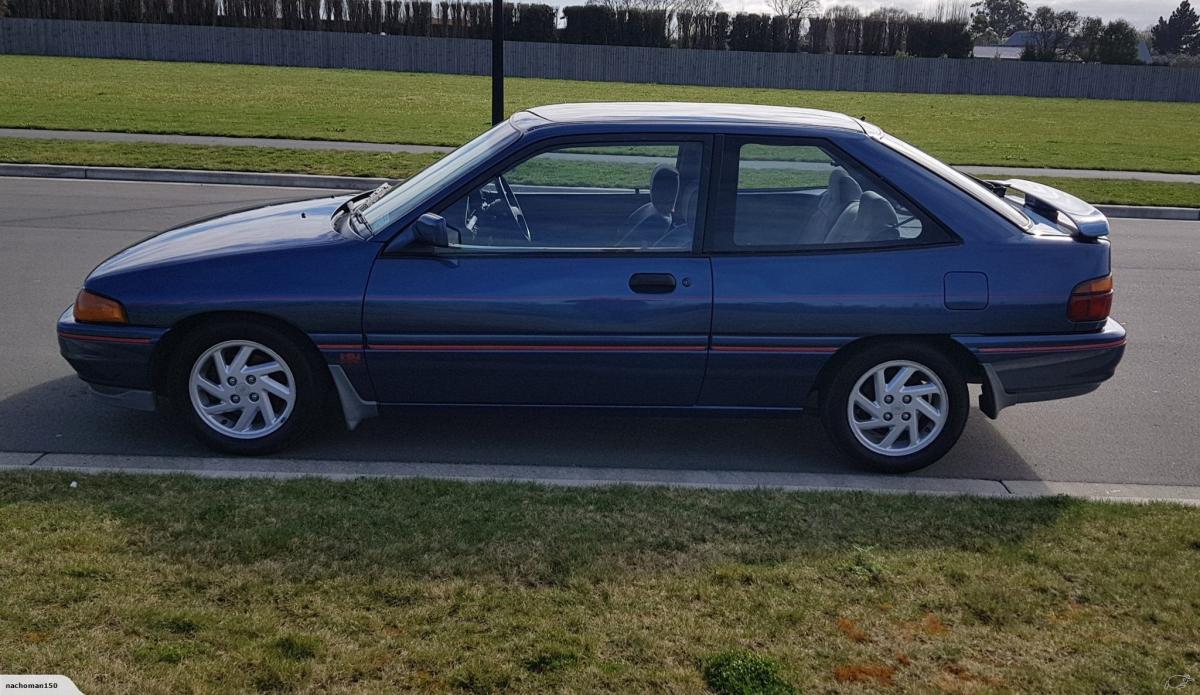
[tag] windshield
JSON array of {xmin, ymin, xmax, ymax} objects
[
  {"xmin": 358, "ymin": 122, "xmax": 520, "ymax": 235},
  {"xmin": 877, "ymin": 133, "xmax": 1033, "ymax": 231}
]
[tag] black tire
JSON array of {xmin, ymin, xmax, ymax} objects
[
  {"xmin": 820, "ymin": 341, "xmax": 969, "ymax": 474},
  {"xmin": 165, "ymin": 320, "xmax": 328, "ymax": 455}
]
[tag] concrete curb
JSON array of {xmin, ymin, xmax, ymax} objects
[
  {"xmin": 1095, "ymin": 204, "xmax": 1200, "ymax": 221},
  {"xmin": 3, "ymin": 452, "xmax": 1199, "ymax": 506},
  {"xmin": 3, "ymin": 164, "xmax": 1199, "ymax": 220},
  {"xmin": 0, "ymin": 163, "xmax": 384, "ymax": 189}
]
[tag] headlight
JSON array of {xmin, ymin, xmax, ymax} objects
[{"xmin": 73, "ymin": 289, "xmax": 128, "ymax": 324}]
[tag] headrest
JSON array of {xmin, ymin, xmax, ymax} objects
[
  {"xmin": 856, "ymin": 191, "xmax": 899, "ymax": 239},
  {"xmin": 674, "ymin": 183, "xmax": 698, "ymax": 223},
  {"xmin": 827, "ymin": 167, "xmax": 862, "ymax": 206},
  {"xmin": 650, "ymin": 165, "xmax": 680, "ymax": 214},
  {"xmin": 675, "ymin": 145, "xmax": 703, "ymax": 183}
]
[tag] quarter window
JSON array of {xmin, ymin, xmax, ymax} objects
[
  {"xmin": 438, "ymin": 142, "xmax": 704, "ymax": 251},
  {"xmin": 722, "ymin": 141, "xmax": 939, "ymax": 251}
]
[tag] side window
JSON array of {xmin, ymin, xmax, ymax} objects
[
  {"xmin": 724, "ymin": 141, "xmax": 938, "ymax": 250},
  {"xmin": 438, "ymin": 142, "xmax": 704, "ymax": 251}
]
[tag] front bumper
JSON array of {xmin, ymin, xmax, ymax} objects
[
  {"xmin": 956, "ymin": 318, "xmax": 1126, "ymax": 418},
  {"xmin": 57, "ymin": 307, "xmax": 166, "ymax": 411}
]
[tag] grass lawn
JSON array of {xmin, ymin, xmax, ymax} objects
[
  {"xmin": 2, "ymin": 470, "xmax": 1199, "ymax": 693},
  {"xmin": 2, "ymin": 55, "xmax": 1200, "ymax": 173},
  {"xmin": 4, "ymin": 137, "xmax": 1199, "ymax": 208}
]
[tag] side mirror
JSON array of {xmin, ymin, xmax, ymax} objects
[{"xmin": 414, "ymin": 213, "xmax": 459, "ymax": 248}]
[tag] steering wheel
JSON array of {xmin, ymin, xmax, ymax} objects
[
  {"xmin": 495, "ymin": 175, "xmax": 532, "ymax": 242},
  {"xmin": 463, "ymin": 176, "xmax": 531, "ymax": 243}
]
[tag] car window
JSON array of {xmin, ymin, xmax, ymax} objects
[
  {"xmin": 724, "ymin": 141, "xmax": 937, "ymax": 250},
  {"xmin": 438, "ymin": 142, "xmax": 704, "ymax": 252},
  {"xmin": 359, "ymin": 121, "xmax": 519, "ymax": 235}
]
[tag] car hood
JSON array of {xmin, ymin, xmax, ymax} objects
[{"xmin": 89, "ymin": 194, "xmax": 358, "ymax": 279}]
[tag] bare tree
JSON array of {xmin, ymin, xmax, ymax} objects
[
  {"xmin": 765, "ymin": 0, "xmax": 819, "ymax": 19},
  {"xmin": 589, "ymin": 0, "xmax": 720, "ymax": 11}
]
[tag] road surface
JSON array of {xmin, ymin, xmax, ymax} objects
[{"xmin": 1, "ymin": 177, "xmax": 1196, "ymax": 485}]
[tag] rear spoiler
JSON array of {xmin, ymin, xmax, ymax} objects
[{"xmin": 988, "ymin": 178, "xmax": 1110, "ymax": 238}]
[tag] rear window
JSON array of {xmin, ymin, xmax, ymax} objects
[{"xmin": 878, "ymin": 134, "xmax": 1033, "ymax": 231}]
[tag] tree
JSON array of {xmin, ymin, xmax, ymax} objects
[
  {"xmin": 1020, "ymin": 5, "xmax": 1077, "ymax": 61},
  {"xmin": 1151, "ymin": 0, "xmax": 1199, "ymax": 55},
  {"xmin": 969, "ymin": 0, "xmax": 1029, "ymax": 39},
  {"xmin": 765, "ymin": 0, "xmax": 817, "ymax": 20},
  {"xmin": 1098, "ymin": 19, "xmax": 1140, "ymax": 64},
  {"xmin": 1071, "ymin": 16, "xmax": 1104, "ymax": 62}
]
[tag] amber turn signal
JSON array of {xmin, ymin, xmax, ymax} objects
[
  {"xmin": 73, "ymin": 289, "xmax": 128, "ymax": 324},
  {"xmin": 1067, "ymin": 274, "xmax": 1113, "ymax": 323}
]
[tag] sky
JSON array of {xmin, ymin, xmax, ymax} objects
[{"xmin": 726, "ymin": 0, "xmax": 1180, "ymax": 30}]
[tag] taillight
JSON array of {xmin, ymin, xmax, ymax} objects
[{"xmin": 1067, "ymin": 275, "xmax": 1113, "ymax": 322}]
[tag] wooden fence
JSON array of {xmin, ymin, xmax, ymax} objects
[{"xmin": 4, "ymin": 18, "xmax": 1199, "ymax": 101}]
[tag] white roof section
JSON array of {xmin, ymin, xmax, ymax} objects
[{"xmin": 524, "ymin": 102, "xmax": 868, "ymax": 132}]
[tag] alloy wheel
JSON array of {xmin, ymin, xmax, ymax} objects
[
  {"xmin": 846, "ymin": 359, "xmax": 949, "ymax": 457},
  {"xmin": 188, "ymin": 340, "xmax": 296, "ymax": 439}
]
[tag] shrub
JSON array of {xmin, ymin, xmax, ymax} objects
[{"xmin": 702, "ymin": 650, "xmax": 796, "ymax": 695}]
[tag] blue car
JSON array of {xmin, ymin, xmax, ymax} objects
[{"xmin": 58, "ymin": 103, "xmax": 1125, "ymax": 472}]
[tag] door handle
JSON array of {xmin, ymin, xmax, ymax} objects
[{"xmin": 629, "ymin": 273, "xmax": 677, "ymax": 294}]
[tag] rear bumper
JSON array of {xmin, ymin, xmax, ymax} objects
[
  {"xmin": 955, "ymin": 318, "xmax": 1126, "ymax": 418},
  {"xmin": 57, "ymin": 307, "xmax": 165, "ymax": 411}
]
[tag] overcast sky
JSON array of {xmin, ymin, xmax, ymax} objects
[{"xmin": 726, "ymin": 0, "xmax": 1179, "ymax": 30}]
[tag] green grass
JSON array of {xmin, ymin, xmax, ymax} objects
[
  {"xmin": 5, "ymin": 137, "xmax": 1198, "ymax": 207},
  {"xmin": 0, "ymin": 137, "xmax": 442, "ymax": 179},
  {"xmin": 3, "ymin": 55, "xmax": 1200, "ymax": 173},
  {"xmin": 2, "ymin": 470, "xmax": 1199, "ymax": 693},
  {"xmin": 986, "ymin": 175, "xmax": 1200, "ymax": 208}
]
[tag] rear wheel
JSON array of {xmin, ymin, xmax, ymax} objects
[
  {"xmin": 821, "ymin": 342, "xmax": 969, "ymax": 473},
  {"xmin": 166, "ymin": 321, "xmax": 327, "ymax": 455}
]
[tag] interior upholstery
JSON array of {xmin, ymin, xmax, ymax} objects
[
  {"xmin": 617, "ymin": 165, "xmax": 679, "ymax": 246},
  {"xmin": 824, "ymin": 191, "xmax": 901, "ymax": 244},
  {"xmin": 800, "ymin": 167, "xmax": 862, "ymax": 244}
]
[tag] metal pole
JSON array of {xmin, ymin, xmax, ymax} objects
[{"xmin": 491, "ymin": 0, "xmax": 504, "ymax": 125}]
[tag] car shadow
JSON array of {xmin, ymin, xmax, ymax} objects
[{"xmin": 0, "ymin": 376, "xmax": 1041, "ymax": 482}]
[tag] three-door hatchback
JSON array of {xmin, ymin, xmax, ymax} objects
[{"xmin": 59, "ymin": 103, "xmax": 1125, "ymax": 472}]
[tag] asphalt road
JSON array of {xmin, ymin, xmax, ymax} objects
[{"xmin": 1, "ymin": 177, "xmax": 1197, "ymax": 485}]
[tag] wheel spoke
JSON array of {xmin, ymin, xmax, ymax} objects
[
  {"xmin": 242, "ymin": 361, "xmax": 283, "ymax": 377},
  {"xmin": 886, "ymin": 366, "xmax": 914, "ymax": 394},
  {"xmin": 211, "ymin": 350, "xmax": 231, "ymax": 380},
  {"xmin": 201, "ymin": 401, "xmax": 240, "ymax": 416},
  {"xmin": 913, "ymin": 398, "xmax": 944, "ymax": 423},
  {"xmin": 853, "ymin": 392, "xmax": 881, "ymax": 417},
  {"xmin": 879, "ymin": 424, "xmax": 904, "ymax": 448},
  {"xmin": 855, "ymin": 418, "xmax": 891, "ymax": 430},
  {"xmin": 195, "ymin": 376, "xmax": 225, "ymax": 399},
  {"xmin": 231, "ymin": 405, "xmax": 259, "ymax": 432},
  {"xmin": 907, "ymin": 418, "xmax": 920, "ymax": 446},
  {"xmin": 259, "ymin": 393, "xmax": 277, "ymax": 424},
  {"xmin": 873, "ymin": 369, "xmax": 886, "ymax": 400},
  {"xmin": 899, "ymin": 383, "xmax": 940, "ymax": 396},
  {"xmin": 229, "ymin": 345, "xmax": 254, "ymax": 374},
  {"xmin": 258, "ymin": 376, "xmax": 292, "ymax": 399}
]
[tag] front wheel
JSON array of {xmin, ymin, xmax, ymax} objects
[
  {"xmin": 821, "ymin": 342, "xmax": 969, "ymax": 473},
  {"xmin": 166, "ymin": 321, "xmax": 327, "ymax": 455}
]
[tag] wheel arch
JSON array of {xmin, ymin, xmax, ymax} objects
[
  {"xmin": 809, "ymin": 334, "xmax": 983, "ymax": 404},
  {"xmin": 150, "ymin": 311, "xmax": 326, "ymax": 397}
]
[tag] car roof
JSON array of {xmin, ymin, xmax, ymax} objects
[{"xmin": 519, "ymin": 102, "xmax": 869, "ymax": 134}]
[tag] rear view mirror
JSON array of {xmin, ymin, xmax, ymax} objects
[{"xmin": 414, "ymin": 213, "xmax": 459, "ymax": 248}]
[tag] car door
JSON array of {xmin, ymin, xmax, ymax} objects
[
  {"xmin": 363, "ymin": 136, "xmax": 714, "ymax": 406},
  {"xmin": 700, "ymin": 136, "xmax": 959, "ymax": 408}
]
